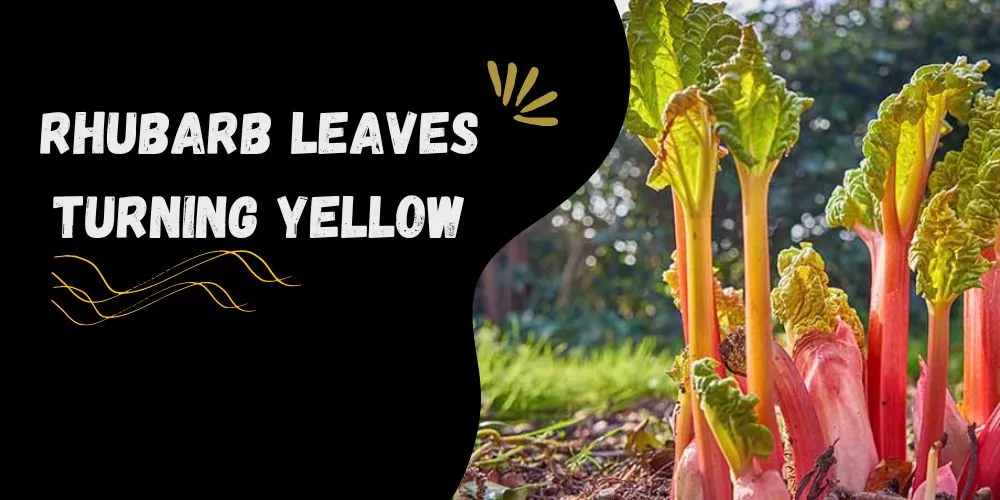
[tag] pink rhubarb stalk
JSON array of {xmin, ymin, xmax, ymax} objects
[
  {"xmin": 692, "ymin": 358, "xmax": 789, "ymax": 500},
  {"xmin": 772, "ymin": 341, "xmax": 828, "ymax": 488},
  {"xmin": 772, "ymin": 243, "xmax": 877, "ymax": 491},
  {"xmin": 914, "ymin": 359, "xmax": 972, "ymax": 479},
  {"xmin": 908, "ymin": 188, "xmax": 993, "ymax": 492}
]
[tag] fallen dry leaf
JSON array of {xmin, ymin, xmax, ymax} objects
[{"xmin": 864, "ymin": 458, "xmax": 913, "ymax": 495}]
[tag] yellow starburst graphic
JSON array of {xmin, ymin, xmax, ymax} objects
[{"xmin": 487, "ymin": 61, "xmax": 559, "ymax": 127}]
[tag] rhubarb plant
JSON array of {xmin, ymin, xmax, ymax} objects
[
  {"xmin": 825, "ymin": 57, "xmax": 990, "ymax": 460},
  {"xmin": 691, "ymin": 358, "xmax": 788, "ymax": 499},
  {"xmin": 624, "ymin": 0, "xmax": 742, "ymax": 496},
  {"xmin": 908, "ymin": 188, "xmax": 993, "ymax": 492},
  {"xmin": 623, "ymin": 1, "xmax": 999, "ymax": 497},
  {"xmin": 926, "ymin": 89, "xmax": 1000, "ymax": 428},
  {"xmin": 771, "ymin": 243, "xmax": 876, "ymax": 491},
  {"xmin": 703, "ymin": 24, "xmax": 814, "ymax": 474}
]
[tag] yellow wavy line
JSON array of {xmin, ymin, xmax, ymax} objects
[
  {"xmin": 53, "ymin": 250, "xmax": 299, "ymax": 304},
  {"xmin": 53, "ymin": 273, "xmax": 252, "ymax": 318},
  {"xmin": 50, "ymin": 249, "xmax": 297, "ymax": 326},
  {"xmin": 51, "ymin": 281, "xmax": 251, "ymax": 327}
]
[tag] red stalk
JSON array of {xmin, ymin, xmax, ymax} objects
[
  {"xmin": 669, "ymin": 163, "xmax": 695, "ymax": 500},
  {"xmin": 868, "ymin": 183, "xmax": 912, "ymax": 460},
  {"xmin": 976, "ymin": 405, "xmax": 1000, "ymax": 495},
  {"xmin": 962, "ymin": 252, "xmax": 999, "ymax": 426},
  {"xmin": 673, "ymin": 441, "xmax": 705, "ymax": 499},
  {"xmin": 772, "ymin": 341, "xmax": 828, "ymax": 489},
  {"xmin": 914, "ymin": 359, "xmax": 972, "ymax": 479},
  {"xmin": 957, "ymin": 404, "xmax": 1000, "ymax": 499},
  {"xmin": 914, "ymin": 301, "xmax": 953, "ymax": 492},
  {"xmin": 733, "ymin": 466, "xmax": 790, "ymax": 500}
]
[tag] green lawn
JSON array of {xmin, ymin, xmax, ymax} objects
[
  {"xmin": 476, "ymin": 324, "xmax": 678, "ymax": 422},
  {"xmin": 476, "ymin": 322, "xmax": 969, "ymax": 423}
]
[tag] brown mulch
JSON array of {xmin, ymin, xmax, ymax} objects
[
  {"xmin": 458, "ymin": 396, "xmax": 995, "ymax": 500},
  {"xmin": 459, "ymin": 398, "xmax": 679, "ymax": 499}
]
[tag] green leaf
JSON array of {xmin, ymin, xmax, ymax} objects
[
  {"xmin": 624, "ymin": 0, "xmax": 740, "ymax": 140},
  {"xmin": 705, "ymin": 24, "xmax": 814, "ymax": 172},
  {"xmin": 967, "ymin": 150, "xmax": 1000, "ymax": 251},
  {"xmin": 678, "ymin": 3, "xmax": 741, "ymax": 90},
  {"xmin": 908, "ymin": 189, "xmax": 992, "ymax": 305},
  {"xmin": 771, "ymin": 243, "xmax": 865, "ymax": 349},
  {"xmin": 858, "ymin": 57, "xmax": 989, "ymax": 230},
  {"xmin": 691, "ymin": 357, "xmax": 773, "ymax": 477},
  {"xmin": 826, "ymin": 168, "xmax": 881, "ymax": 233},
  {"xmin": 646, "ymin": 86, "xmax": 723, "ymax": 210},
  {"xmin": 928, "ymin": 90, "xmax": 1000, "ymax": 250},
  {"xmin": 623, "ymin": 0, "xmax": 689, "ymax": 138}
]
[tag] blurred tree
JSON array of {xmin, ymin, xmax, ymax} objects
[{"xmin": 473, "ymin": 0, "xmax": 999, "ymax": 348}]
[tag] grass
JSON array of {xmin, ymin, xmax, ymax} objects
[
  {"xmin": 475, "ymin": 320, "xmax": 964, "ymax": 424},
  {"xmin": 476, "ymin": 323, "xmax": 677, "ymax": 422}
]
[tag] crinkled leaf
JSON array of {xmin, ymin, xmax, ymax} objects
[
  {"xmin": 647, "ymin": 86, "xmax": 723, "ymax": 210},
  {"xmin": 719, "ymin": 327, "xmax": 747, "ymax": 376},
  {"xmin": 967, "ymin": 150, "xmax": 1000, "ymax": 251},
  {"xmin": 827, "ymin": 288, "xmax": 866, "ymax": 354},
  {"xmin": 715, "ymin": 282, "xmax": 745, "ymax": 336},
  {"xmin": 623, "ymin": 0, "xmax": 688, "ymax": 138},
  {"xmin": 772, "ymin": 243, "xmax": 865, "ymax": 350},
  {"xmin": 691, "ymin": 357, "xmax": 774, "ymax": 476},
  {"xmin": 706, "ymin": 24, "xmax": 814, "ymax": 172},
  {"xmin": 662, "ymin": 251, "xmax": 682, "ymax": 309},
  {"xmin": 908, "ymin": 190, "xmax": 992, "ymax": 304},
  {"xmin": 678, "ymin": 2, "xmax": 741, "ymax": 90},
  {"xmin": 860, "ymin": 58, "xmax": 989, "ymax": 230},
  {"xmin": 624, "ymin": 0, "xmax": 740, "ymax": 139},
  {"xmin": 930, "ymin": 90, "xmax": 1000, "ymax": 251},
  {"xmin": 827, "ymin": 58, "xmax": 989, "ymax": 236},
  {"xmin": 826, "ymin": 168, "xmax": 882, "ymax": 233},
  {"xmin": 668, "ymin": 346, "xmax": 691, "ymax": 390},
  {"xmin": 663, "ymin": 252, "xmax": 744, "ymax": 334}
]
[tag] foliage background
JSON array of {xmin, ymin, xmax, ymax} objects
[{"xmin": 473, "ymin": 0, "xmax": 999, "ymax": 414}]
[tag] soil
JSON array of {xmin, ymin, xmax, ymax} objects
[{"xmin": 461, "ymin": 398, "xmax": 679, "ymax": 499}]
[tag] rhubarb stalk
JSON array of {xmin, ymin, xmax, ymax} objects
[
  {"xmin": 667, "ymin": 347, "xmax": 696, "ymax": 500},
  {"xmin": 964, "ymin": 259, "xmax": 1000, "ymax": 425},
  {"xmin": 927, "ymin": 89, "xmax": 1000, "ymax": 426},
  {"xmin": 705, "ymin": 24, "xmax": 814, "ymax": 472},
  {"xmin": 771, "ymin": 243, "xmax": 877, "ymax": 491},
  {"xmin": 646, "ymin": 140, "xmax": 696, "ymax": 500},
  {"xmin": 909, "ymin": 189, "xmax": 992, "ymax": 492},
  {"xmin": 624, "ymin": 3, "xmax": 756, "ymax": 495},
  {"xmin": 692, "ymin": 358, "xmax": 789, "ymax": 499},
  {"xmin": 719, "ymin": 327, "xmax": 830, "ymax": 490},
  {"xmin": 915, "ymin": 359, "xmax": 972, "ymax": 479},
  {"xmin": 824, "ymin": 57, "xmax": 990, "ymax": 460}
]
